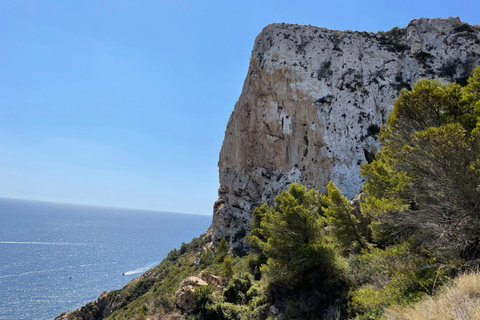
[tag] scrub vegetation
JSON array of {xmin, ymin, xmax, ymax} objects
[{"xmin": 63, "ymin": 67, "xmax": 480, "ymax": 320}]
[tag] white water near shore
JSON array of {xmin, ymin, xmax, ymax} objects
[{"xmin": 123, "ymin": 262, "xmax": 160, "ymax": 276}]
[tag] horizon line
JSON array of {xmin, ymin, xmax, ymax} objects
[{"xmin": 0, "ymin": 196, "xmax": 213, "ymax": 217}]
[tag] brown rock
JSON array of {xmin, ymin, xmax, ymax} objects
[{"xmin": 175, "ymin": 277, "xmax": 208, "ymax": 312}]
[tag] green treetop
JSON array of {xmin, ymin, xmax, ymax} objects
[
  {"xmin": 321, "ymin": 180, "xmax": 368, "ymax": 254},
  {"xmin": 361, "ymin": 66, "xmax": 480, "ymax": 260},
  {"xmin": 246, "ymin": 183, "xmax": 345, "ymax": 299}
]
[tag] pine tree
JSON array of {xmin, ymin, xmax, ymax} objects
[
  {"xmin": 247, "ymin": 183, "xmax": 344, "ymax": 294},
  {"xmin": 361, "ymin": 66, "xmax": 480, "ymax": 260},
  {"xmin": 321, "ymin": 181, "xmax": 368, "ymax": 254},
  {"xmin": 215, "ymin": 238, "xmax": 229, "ymax": 263},
  {"xmin": 221, "ymin": 255, "xmax": 234, "ymax": 278}
]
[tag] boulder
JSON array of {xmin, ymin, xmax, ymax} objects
[{"xmin": 175, "ymin": 277, "xmax": 208, "ymax": 312}]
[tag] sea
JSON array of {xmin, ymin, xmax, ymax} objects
[{"xmin": 0, "ymin": 197, "xmax": 212, "ymax": 320}]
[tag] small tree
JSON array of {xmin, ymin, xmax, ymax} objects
[
  {"xmin": 215, "ymin": 238, "xmax": 229, "ymax": 263},
  {"xmin": 221, "ymin": 255, "xmax": 234, "ymax": 278},
  {"xmin": 247, "ymin": 183, "xmax": 345, "ymax": 299},
  {"xmin": 321, "ymin": 181, "xmax": 368, "ymax": 254},
  {"xmin": 199, "ymin": 247, "xmax": 214, "ymax": 266}
]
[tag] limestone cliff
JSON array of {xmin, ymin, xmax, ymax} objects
[{"xmin": 212, "ymin": 17, "xmax": 480, "ymax": 249}]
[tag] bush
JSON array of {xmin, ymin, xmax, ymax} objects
[
  {"xmin": 193, "ymin": 285, "xmax": 213, "ymax": 316},
  {"xmin": 223, "ymin": 273, "xmax": 252, "ymax": 304},
  {"xmin": 200, "ymin": 247, "xmax": 215, "ymax": 266},
  {"xmin": 221, "ymin": 255, "xmax": 235, "ymax": 278},
  {"xmin": 348, "ymin": 241, "xmax": 452, "ymax": 319},
  {"xmin": 204, "ymin": 302, "xmax": 244, "ymax": 320},
  {"xmin": 216, "ymin": 238, "xmax": 229, "ymax": 263}
]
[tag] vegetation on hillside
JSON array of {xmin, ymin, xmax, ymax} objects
[
  {"xmin": 63, "ymin": 66, "xmax": 480, "ymax": 320},
  {"xmin": 383, "ymin": 273, "xmax": 480, "ymax": 320}
]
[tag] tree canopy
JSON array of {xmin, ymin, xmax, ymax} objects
[
  {"xmin": 361, "ymin": 66, "xmax": 480, "ymax": 260},
  {"xmin": 246, "ymin": 182, "xmax": 346, "ymax": 312}
]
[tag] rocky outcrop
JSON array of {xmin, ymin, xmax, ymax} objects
[
  {"xmin": 212, "ymin": 17, "xmax": 480, "ymax": 249},
  {"xmin": 54, "ymin": 291, "xmax": 121, "ymax": 320},
  {"xmin": 175, "ymin": 277, "xmax": 208, "ymax": 312},
  {"xmin": 175, "ymin": 272, "xmax": 228, "ymax": 312}
]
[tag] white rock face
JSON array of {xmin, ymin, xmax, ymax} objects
[{"xmin": 212, "ymin": 18, "xmax": 480, "ymax": 250}]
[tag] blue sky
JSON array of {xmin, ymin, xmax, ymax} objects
[{"xmin": 1, "ymin": 0, "xmax": 479, "ymax": 215}]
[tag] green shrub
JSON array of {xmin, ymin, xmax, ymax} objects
[
  {"xmin": 193, "ymin": 285, "xmax": 213, "ymax": 316},
  {"xmin": 216, "ymin": 238, "xmax": 229, "ymax": 263},
  {"xmin": 221, "ymin": 255, "xmax": 235, "ymax": 278},
  {"xmin": 204, "ymin": 302, "xmax": 244, "ymax": 320},
  {"xmin": 200, "ymin": 247, "xmax": 215, "ymax": 266},
  {"xmin": 224, "ymin": 273, "xmax": 252, "ymax": 304},
  {"xmin": 348, "ymin": 242, "xmax": 451, "ymax": 319}
]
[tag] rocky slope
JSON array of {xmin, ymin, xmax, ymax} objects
[{"xmin": 212, "ymin": 17, "xmax": 480, "ymax": 250}]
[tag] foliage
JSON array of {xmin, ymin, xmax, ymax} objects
[
  {"xmin": 203, "ymin": 301, "xmax": 245, "ymax": 320},
  {"xmin": 244, "ymin": 205, "xmax": 269, "ymax": 280},
  {"xmin": 192, "ymin": 284, "xmax": 251, "ymax": 320},
  {"xmin": 383, "ymin": 272, "xmax": 480, "ymax": 320},
  {"xmin": 200, "ymin": 247, "xmax": 215, "ymax": 267},
  {"xmin": 221, "ymin": 255, "xmax": 235, "ymax": 278},
  {"xmin": 361, "ymin": 67, "xmax": 480, "ymax": 260},
  {"xmin": 244, "ymin": 252, "xmax": 266, "ymax": 281},
  {"xmin": 223, "ymin": 273, "xmax": 252, "ymax": 305},
  {"xmin": 349, "ymin": 240, "xmax": 453, "ymax": 319},
  {"xmin": 216, "ymin": 238, "xmax": 229, "ymax": 263},
  {"xmin": 193, "ymin": 285, "xmax": 214, "ymax": 316},
  {"xmin": 249, "ymin": 184, "xmax": 334, "ymax": 285},
  {"xmin": 246, "ymin": 182, "xmax": 347, "ymax": 316},
  {"xmin": 321, "ymin": 181, "xmax": 368, "ymax": 254},
  {"xmin": 99, "ymin": 236, "xmax": 206, "ymax": 320}
]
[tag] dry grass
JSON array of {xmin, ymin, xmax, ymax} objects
[{"xmin": 383, "ymin": 273, "xmax": 480, "ymax": 320}]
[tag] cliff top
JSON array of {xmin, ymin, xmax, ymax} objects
[{"xmin": 259, "ymin": 17, "xmax": 477, "ymax": 36}]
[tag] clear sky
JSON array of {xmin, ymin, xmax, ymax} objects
[{"xmin": 1, "ymin": 0, "xmax": 479, "ymax": 215}]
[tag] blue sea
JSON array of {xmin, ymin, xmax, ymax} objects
[{"xmin": 0, "ymin": 197, "xmax": 212, "ymax": 320}]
